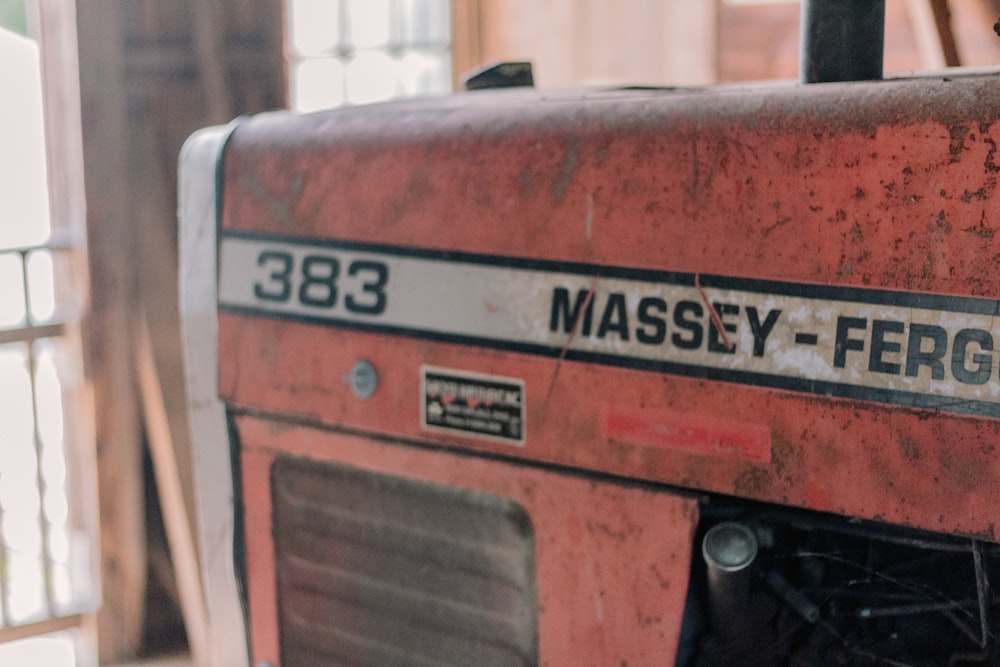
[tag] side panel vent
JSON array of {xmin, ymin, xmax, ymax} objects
[{"xmin": 271, "ymin": 455, "xmax": 538, "ymax": 667}]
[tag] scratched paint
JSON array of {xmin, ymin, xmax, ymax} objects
[{"xmin": 218, "ymin": 74, "xmax": 1000, "ymax": 541}]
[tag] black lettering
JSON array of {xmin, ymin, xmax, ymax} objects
[
  {"xmin": 345, "ymin": 260, "xmax": 389, "ymax": 315},
  {"xmin": 868, "ymin": 319, "xmax": 904, "ymax": 375},
  {"xmin": 952, "ymin": 329, "xmax": 993, "ymax": 385},
  {"xmin": 671, "ymin": 301, "xmax": 703, "ymax": 350},
  {"xmin": 746, "ymin": 307, "xmax": 781, "ymax": 357},
  {"xmin": 298, "ymin": 255, "xmax": 339, "ymax": 308},
  {"xmin": 834, "ymin": 316, "xmax": 867, "ymax": 368},
  {"xmin": 254, "ymin": 250, "xmax": 293, "ymax": 302},
  {"xmin": 550, "ymin": 287, "xmax": 594, "ymax": 336},
  {"xmin": 905, "ymin": 324, "xmax": 947, "ymax": 380},
  {"xmin": 636, "ymin": 297, "xmax": 667, "ymax": 345},
  {"xmin": 597, "ymin": 293, "xmax": 630, "ymax": 340},
  {"xmin": 708, "ymin": 303, "xmax": 738, "ymax": 354}
]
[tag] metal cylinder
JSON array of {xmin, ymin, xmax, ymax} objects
[
  {"xmin": 702, "ymin": 521, "xmax": 758, "ymax": 637},
  {"xmin": 800, "ymin": 0, "xmax": 885, "ymax": 83}
]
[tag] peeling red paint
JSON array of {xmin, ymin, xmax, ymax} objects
[{"xmin": 217, "ymin": 74, "xmax": 1000, "ymax": 663}]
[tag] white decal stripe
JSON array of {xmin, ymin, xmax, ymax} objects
[{"xmin": 219, "ymin": 236, "xmax": 1000, "ymax": 414}]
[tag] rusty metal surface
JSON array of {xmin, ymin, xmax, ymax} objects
[
  {"xmin": 218, "ymin": 74, "xmax": 1000, "ymax": 541},
  {"xmin": 238, "ymin": 416, "xmax": 698, "ymax": 667}
]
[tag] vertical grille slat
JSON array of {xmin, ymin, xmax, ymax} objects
[{"xmin": 272, "ymin": 456, "xmax": 538, "ymax": 667}]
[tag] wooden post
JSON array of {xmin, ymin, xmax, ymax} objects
[
  {"xmin": 137, "ymin": 314, "xmax": 210, "ymax": 666},
  {"xmin": 451, "ymin": 0, "xmax": 483, "ymax": 87},
  {"xmin": 33, "ymin": 1, "xmax": 101, "ymax": 662},
  {"xmin": 905, "ymin": 0, "xmax": 961, "ymax": 68},
  {"xmin": 74, "ymin": 0, "xmax": 147, "ymax": 662},
  {"xmin": 69, "ymin": 0, "xmax": 283, "ymax": 662},
  {"xmin": 189, "ymin": 0, "xmax": 235, "ymax": 124}
]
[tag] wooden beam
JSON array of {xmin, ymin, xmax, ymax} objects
[
  {"xmin": 129, "ymin": 73, "xmax": 196, "ymax": 540},
  {"xmin": 929, "ymin": 0, "xmax": 960, "ymax": 67},
  {"xmin": 69, "ymin": 2, "xmax": 287, "ymax": 663},
  {"xmin": 188, "ymin": 0, "xmax": 234, "ymax": 123},
  {"xmin": 31, "ymin": 5, "xmax": 101, "ymax": 662},
  {"xmin": 124, "ymin": 44, "xmax": 275, "ymax": 78},
  {"xmin": 0, "ymin": 614, "xmax": 84, "ymax": 645},
  {"xmin": 137, "ymin": 314, "xmax": 211, "ymax": 667},
  {"xmin": 451, "ymin": 0, "xmax": 483, "ymax": 87},
  {"xmin": 124, "ymin": 56, "xmax": 205, "ymax": 644},
  {"xmin": 906, "ymin": 0, "xmax": 961, "ymax": 68},
  {"xmin": 73, "ymin": 0, "xmax": 147, "ymax": 661}
]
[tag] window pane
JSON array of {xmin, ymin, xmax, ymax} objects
[
  {"xmin": 287, "ymin": 0, "xmax": 453, "ymax": 111},
  {"xmin": 0, "ymin": 254, "xmax": 26, "ymax": 328},
  {"xmin": 51, "ymin": 560, "xmax": 72, "ymax": 610},
  {"xmin": 400, "ymin": 0, "xmax": 450, "ymax": 47},
  {"xmin": 34, "ymin": 339, "xmax": 64, "ymax": 454},
  {"xmin": 0, "ymin": 632, "xmax": 75, "ymax": 667},
  {"xmin": 288, "ymin": 0, "xmax": 340, "ymax": 56},
  {"xmin": 346, "ymin": 0, "xmax": 391, "ymax": 49},
  {"xmin": 292, "ymin": 58, "xmax": 347, "ymax": 112},
  {"xmin": 7, "ymin": 554, "xmax": 45, "ymax": 622},
  {"xmin": 26, "ymin": 250, "xmax": 55, "ymax": 324},
  {"xmin": 399, "ymin": 51, "xmax": 451, "ymax": 96},
  {"xmin": 345, "ymin": 51, "xmax": 399, "ymax": 104},
  {"xmin": 3, "ymin": 510, "xmax": 42, "ymax": 556},
  {"xmin": 0, "ymin": 30, "xmax": 50, "ymax": 250},
  {"xmin": 0, "ymin": 343, "xmax": 33, "ymax": 452}
]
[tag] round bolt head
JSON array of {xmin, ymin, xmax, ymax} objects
[{"xmin": 345, "ymin": 359, "xmax": 378, "ymax": 398}]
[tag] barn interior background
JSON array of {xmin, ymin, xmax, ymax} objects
[{"xmin": 1, "ymin": 0, "xmax": 1000, "ymax": 664}]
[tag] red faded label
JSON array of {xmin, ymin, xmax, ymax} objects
[{"xmin": 601, "ymin": 406, "xmax": 772, "ymax": 464}]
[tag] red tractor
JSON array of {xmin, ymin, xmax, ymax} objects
[{"xmin": 180, "ymin": 3, "xmax": 1000, "ymax": 664}]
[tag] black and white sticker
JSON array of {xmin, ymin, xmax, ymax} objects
[
  {"xmin": 421, "ymin": 366, "xmax": 525, "ymax": 444},
  {"xmin": 219, "ymin": 231, "xmax": 1000, "ymax": 419}
]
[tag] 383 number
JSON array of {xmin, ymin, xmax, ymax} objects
[{"xmin": 253, "ymin": 250, "xmax": 389, "ymax": 315}]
